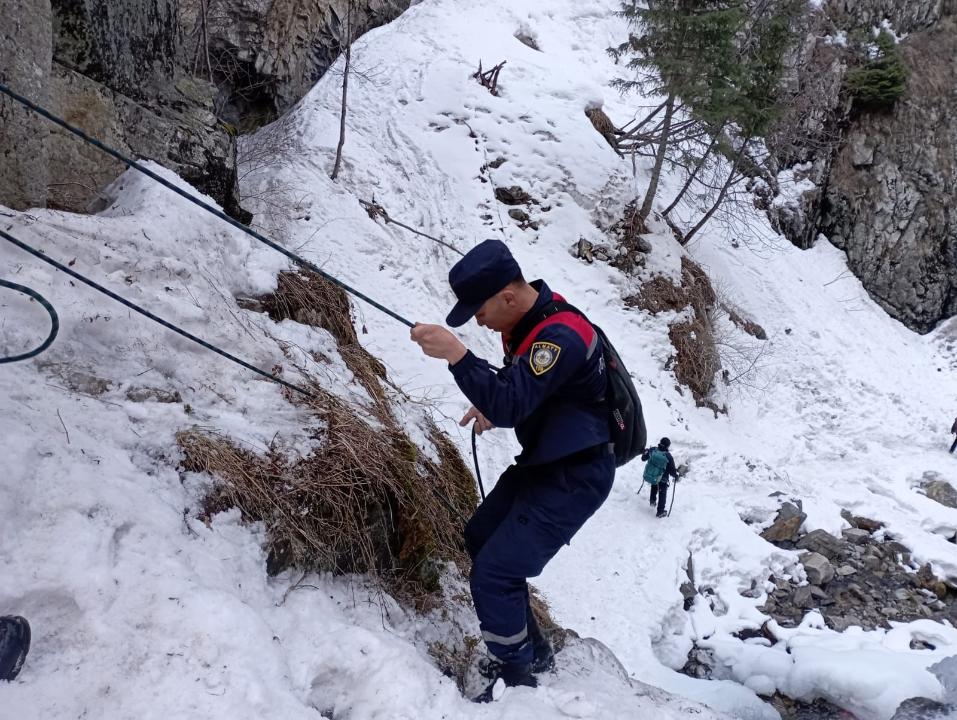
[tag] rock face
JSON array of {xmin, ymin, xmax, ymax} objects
[
  {"xmin": 821, "ymin": 15, "xmax": 957, "ymax": 333},
  {"xmin": 0, "ymin": 0, "xmax": 52, "ymax": 210},
  {"xmin": 183, "ymin": 0, "xmax": 412, "ymax": 130},
  {"xmin": 769, "ymin": 0, "xmax": 957, "ymax": 334},
  {"xmin": 0, "ymin": 0, "xmax": 410, "ymax": 216}
]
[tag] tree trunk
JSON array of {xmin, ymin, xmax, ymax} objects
[
  {"xmin": 638, "ymin": 93, "xmax": 675, "ymax": 222},
  {"xmin": 330, "ymin": 5, "xmax": 353, "ymax": 181},
  {"xmin": 680, "ymin": 142, "xmax": 749, "ymax": 246}
]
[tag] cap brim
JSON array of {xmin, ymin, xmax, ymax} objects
[{"xmin": 446, "ymin": 299, "xmax": 483, "ymax": 328}]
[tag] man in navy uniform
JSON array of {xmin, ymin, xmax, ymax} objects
[{"xmin": 411, "ymin": 239, "xmax": 614, "ymax": 701}]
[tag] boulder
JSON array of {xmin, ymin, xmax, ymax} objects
[
  {"xmin": 801, "ymin": 552, "xmax": 835, "ymax": 586},
  {"xmin": 761, "ymin": 502, "xmax": 807, "ymax": 543},
  {"xmin": 922, "ymin": 479, "xmax": 957, "ymax": 509},
  {"xmin": 796, "ymin": 529, "xmax": 844, "ymax": 560}
]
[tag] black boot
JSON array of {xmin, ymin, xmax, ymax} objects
[
  {"xmin": 473, "ymin": 662, "xmax": 537, "ymax": 703},
  {"xmin": 0, "ymin": 616, "xmax": 30, "ymax": 682},
  {"xmin": 526, "ymin": 608, "xmax": 555, "ymax": 674}
]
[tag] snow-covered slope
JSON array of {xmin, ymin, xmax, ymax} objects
[{"xmin": 3, "ymin": 0, "xmax": 957, "ymax": 718}]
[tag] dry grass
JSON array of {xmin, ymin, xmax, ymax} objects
[
  {"xmin": 183, "ymin": 268, "xmax": 478, "ymax": 604},
  {"xmin": 259, "ymin": 269, "xmax": 388, "ymax": 407},
  {"xmin": 179, "ymin": 390, "xmax": 477, "ymax": 602},
  {"xmin": 627, "ymin": 257, "xmax": 722, "ymax": 408}
]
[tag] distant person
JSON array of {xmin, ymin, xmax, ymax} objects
[
  {"xmin": 0, "ymin": 616, "xmax": 30, "ymax": 681},
  {"xmin": 642, "ymin": 438, "xmax": 679, "ymax": 518},
  {"xmin": 950, "ymin": 416, "xmax": 957, "ymax": 454}
]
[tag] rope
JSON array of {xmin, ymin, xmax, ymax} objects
[
  {"xmin": 0, "ymin": 82, "xmax": 415, "ymax": 329},
  {"xmin": 0, "ymin": 228, "xmax": 317, "ymax": 400},
  {"xmin": 0, "ymin": 279, "xmax": 59, "ymax": 364},
  {"xmin": 0, "ymin": 229, "xmax": 475, "ymax": 527},
  {"xmin": 471, "ymin": 425, "xmax": 486, "ymax": 501}
]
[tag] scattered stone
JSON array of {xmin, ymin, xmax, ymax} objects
[
  {"xmin": 842, "ymin": 528, "xmax": 871, "ymax": 544},
  {"xmin": 827, "ymin": 614, "xmax": 863, "ymax": 631},
  {"xmin": 796, "ymin": 529, "xmax": 844, "ymax": 560},
  {"xmin": 792, "ymin": 586, "xmax": 814, "ymax": 609},
  {"xmin": 891, "ymin": 697, "xmax": 956, "ymax": 720},
  {"xmin": 810, "ymin": 586, "xmax": 829, "ymax": 600},
  {"xmin": 508, "ymin": 208, "xmax": 529, "ymax": 222},
  {"xmin": 681, "ymin": 647, "xmax": 715, "ymax": 679},
  {"xmin": 881, "ymin": 607, "xmax": 898, "ymax": 617},
  {"xmin": 494, "ymin": 185, "xmax": 533, "ymax": 205},
  {"xmin": 916, "ymin": 564, "xmax": 950, "ymax": 599},
  {"xmin": 800, "ymin": 552, "xmax": 835, "ymax": 586},
  {"xmin": 126, "ymin": 387, "xmax": 183, "ymax": 404},
  {"xmin": 922, "ymin": 479, "xmax": 957, "ymax": 509},
  {"xmin": 840, "ymin": 509, "xmax": 884, "ymax": 532},
  {"xmin": 762, "ymin": 503, "xmax": 807, "ymax": 543},
  {"xmin": 836, "ymin": 565, "xmax": 857, "ymax": 577}
]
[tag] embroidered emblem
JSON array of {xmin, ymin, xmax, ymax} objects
[{"xmin": 529, "ymin": 341, "xmax": 561, "ymax": 376}]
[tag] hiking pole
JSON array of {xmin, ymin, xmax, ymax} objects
[
  {"xmin": 471, "ymin": 425, "xmax": 486, "ymax": 501},
  {"xmin": 667, "ymin": 475, "xmax": 679, "ymax": 517}
]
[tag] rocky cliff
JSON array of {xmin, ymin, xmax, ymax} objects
[
  {"xmin": 770, "ymin": 0, "xmax": 956, "ymax": 334},
  {"xmin": 0, "ymin": 0, "xmax": 410, "ymax": 218}
]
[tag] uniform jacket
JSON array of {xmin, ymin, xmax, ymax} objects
[{"xmin": 450, "ymin": 281, "xmax": 609, "ymax": 465}]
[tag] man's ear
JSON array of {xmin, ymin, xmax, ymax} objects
[{"xmin": 500, "ymin": 287, "xmax": 517, "ymax": 306}]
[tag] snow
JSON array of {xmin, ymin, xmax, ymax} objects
[{"xmin": 3, "ymin": 0, "xmax": 957, "ymax": 718}]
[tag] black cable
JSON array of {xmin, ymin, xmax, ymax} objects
[
  {"xmin": 471, "ymin": 425, "xmax": 486, "ymax": 501},
  {"xmin": 0, "ymin": 228, "xmax": 316, "ymax": 400},
  {"xmin": 0, "ymin": 82, "xmax": 415, "ymax": 329},
  {"xmin": 0, "ymin": 279, "xmax": 59, "ymax": 364},
  {"xmin": 0, "ymin": 229, "xmax": 477, "ymax": 527}
]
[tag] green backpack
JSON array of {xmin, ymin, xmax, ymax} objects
[{"xmin": 642, "ymin": 448, "xmax": 668, "ymax": 484}]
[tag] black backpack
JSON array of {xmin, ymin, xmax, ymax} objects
[{"xmin": 541, "ymin": 302, "xmax": 647, "ymax": 467}]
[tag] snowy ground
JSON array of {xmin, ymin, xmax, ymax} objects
[{"xmin": 3, "ymin": 0, "xmax": 957, "ymax": 718}]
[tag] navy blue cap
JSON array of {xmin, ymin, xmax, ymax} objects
[{"xmin": 446, "ymin": 239, "xmax": 522, "ymax": 327}]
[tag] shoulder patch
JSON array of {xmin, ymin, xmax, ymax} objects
[{"xmin": 529, "ymin": 341, "xmax": 561, "ymax": 376}]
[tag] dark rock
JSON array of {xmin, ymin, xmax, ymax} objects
[
  {"xmin": 842, "ymin": 528, "xmax": 871, "ymax": 545},
  {"xmin": 494, "ymin": 185, "xmax": 532, "ymax": 205},
  {"xmin": 841, "ymin": 509, "xmax": 885, "ymax": 532},
  {"xmin": 762, "ymin": 503, "xmax": 807, "ymax": 543},
  {"xmin": 892, "ymin": 697, "xmax": 956, "ymax": 720},
  {"xmin": 508, "ymin": 208, "xmax": 530, "ymax": 222},
  {"xmin": 796, "ymin": 529, "xmax": 844, "ymax": 560},
  {"xmin": 922, "ymin": 480, "xmax": 957, "ymax": 509},
  {"xmin": 792, "ymin": 586, "xmax": 813, "ymax": 609}
]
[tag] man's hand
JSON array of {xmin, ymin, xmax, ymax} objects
[
  {"xmin": 410, "ymin": 323, "xmax": 468, "ymax": 364},
  {"xmin": 460, "ymin": 406, "xmax": 494, "ymax": 435}
]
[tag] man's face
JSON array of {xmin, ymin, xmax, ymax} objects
[{"xmin": 475, "ymin": 288, "xmax": 517, "ymax": 333}]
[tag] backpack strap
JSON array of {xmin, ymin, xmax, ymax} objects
[{"xmin": 511, "ymin": 300, "xmax": 599, "ymax": 360}]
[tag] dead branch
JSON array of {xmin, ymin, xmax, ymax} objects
[
  {"xmin": 358, "ymin": 198, "xmax": 464, "ymax": 256},
  {"xmin": 473, "ymin": 60, "xmax": 506, "ymax": 96}
]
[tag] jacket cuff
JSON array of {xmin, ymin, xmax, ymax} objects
[{"xmin": 449, "ymin": 349, "xmax": 478, "ymax": 374}]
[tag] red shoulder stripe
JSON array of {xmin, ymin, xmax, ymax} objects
[{"xmin": 515, "ymin": 311, "xmax": 594, "ymax": 357}]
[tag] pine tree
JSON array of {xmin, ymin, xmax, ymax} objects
[
  {"xmin": 609, "ymin": 0, "xmax": 804, "ymax": 233},
  {"xmin": 846, "ymin": 29, "xmax": 907, "ymax": 110}
]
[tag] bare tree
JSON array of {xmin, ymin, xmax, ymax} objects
[{"xmin": 331, "ymin": 2, "xmax": 355, "ymax": 181}]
